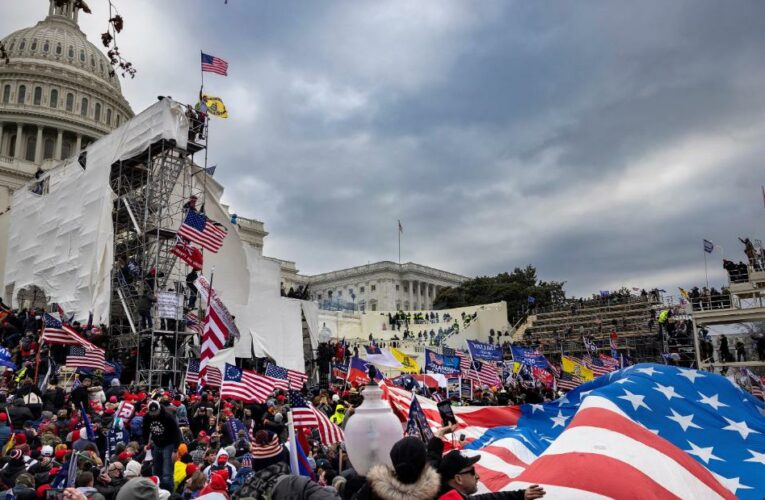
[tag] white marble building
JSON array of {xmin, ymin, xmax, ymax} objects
[
  {"xmin": 303, "ymin": 261, "xmax": 468, "ymax": 312},
  {"xmin": 0, "ymin": 0, "xmax": 134, "ymax": 210}
]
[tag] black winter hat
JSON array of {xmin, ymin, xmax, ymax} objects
[{"xmin": 389, "ymin": 436, "xmax": 427, "ymax": 485}]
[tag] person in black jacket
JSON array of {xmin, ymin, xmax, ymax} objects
[
  {"xmin": 436, "ymin": 450, "xmax": 545, "ymax": 500},
  {"xmin": 70, "ymin": 376, "xmax": 92, "ymax": 409},
  {"xmin": 7, "ymin": 398, "xmax": 34, "ymax": 429},
  {"xmin": 142, "ymin": 400, "xmax": 182, "ymax": 493},
  {"xmin": 42, "ymin": 379, "xmax": 65, "ymax": 413}
]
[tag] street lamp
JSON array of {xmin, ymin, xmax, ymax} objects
[{"xmin": 344, "ymin": 365, "xmax": 403, "ymax": 476}]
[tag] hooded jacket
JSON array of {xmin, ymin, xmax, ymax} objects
[
  {"xmin": 353, "ymin": 464, "xmax": 440, "ymax": 500},
  {"xmin": 330, "ymin": 405, "xmax": 346, "ymax": 425},
  {"xmin": 203, "ymin": 449, "xmax": 237, "ymax": 481}
]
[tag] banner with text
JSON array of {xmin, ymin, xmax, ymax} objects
[
  {"xmin": 466, "ymin": 339, "xmax": 504, "ymax": 362},
  {"xmin": 510, "ymin": 345, "xmax": 550, "ymax": 369},
  {"xmin": 424, "ymin": 349, "xmax": 461, "ymax": 376}
]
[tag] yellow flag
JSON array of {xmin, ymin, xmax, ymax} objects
[
  {"xmin": 2, "ymin": 432, "xmax": 14, "ymax": 456},
  {"xmin": 513, "ymin": 361, "xmax": 522, "ymax": 374},
  {"xmin": 390, "ymin": 348, "xmax": 420, "ymax": 373},
  {"xmin": 562, "ymin": 355, "xmax": 594, "ymax": 382},
  {"xmin": 202, "ymin": 95, "xmax": 228, "ymax": 118},
  {"xmin": 678, "ymin": 287, "xmax": 689, "ymax": 300}
]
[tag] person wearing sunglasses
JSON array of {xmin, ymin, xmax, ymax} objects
[{"xmin": 437, "ymin": 450, "xmax": 545, "ymax": 500}]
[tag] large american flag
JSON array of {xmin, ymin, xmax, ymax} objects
[
  {"xmin": 65, "ymin": 346, "xmax": 105, "ymax": 371},
  {"xmin": 185, "ymin": 359, "xmax": 221, "ymax": 387},
  {"xmin": 221, "ymin": 363, "xmax": 275, "ymax": 403},
  {"xmin": 201, "ymin": 52, "xmax": 228, "ymax": 76},
  {"xmin": 462, "ymin": 365, "xmax": 762, "ymax": 498},
  {"xmin": 41, "ymin": 313, "xmax": 96, "ymax": 349},
  {"xmin": 177, "ymin": 210, "xmax": 226, "ymax": 253},
  {"xmin": 199, "ymin": 307, "xmax": 228, "ymax": 387},
  {"xmin": 265, "ymin": 363, "xmax": 308, "ymax": 390},
  {"xmin": 288, "ymin": 390, "xmax": 344, "ymax": 445}
]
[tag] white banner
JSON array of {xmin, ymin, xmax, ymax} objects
[{"xmin": 157, "ymin": 292, "xmax": 183, "ymax": 320}]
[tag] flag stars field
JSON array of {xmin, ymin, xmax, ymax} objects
[
  {"xmin": 667, "ymin": 408, "xmax": 702, "ymax": 432},
  {"xmin": 697, "ymin": 392, "xmax": 729, "ymax": 411},
  {"xmin": 653, "ymin": 383, "xmax": 683, "ymax": 401},
  {"xmin": 721, "ymin": 417, "xmax": 759, "ymax": 440},
  {"xmin": 685, "ymin": 441, "xmax": 724, "ymax": 464},
  {"xmin": 618, "ymin": 389, "xmax": 651, "ymax": 412}
]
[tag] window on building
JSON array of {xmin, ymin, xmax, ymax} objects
[
  {"xmin": 19, "ymin": 39, "xmax": 26, "ymax": 50},
  {"xmin": 31, "ymin": 39, "xmax": 37, "ymax": 51},
  {"xmin": 100, "ymin": 61, "xmax": 104, "ymax": 73},
  {"xmin": 80, "ymin": 50, "xmax": 85, "ymax": 62},
  {"xmin": 2, "ymin": 85, "xmax": 10, "ymax": 104},
  {"xmin": 25, "ymin": 135, "xmax": 36, "ymax": 162},
  {"xmin": 90, "ymin": 55, "xmax": 95, "ymax": 67},
  {"xmin": 68, "ymin": 46, "xmax": 74, "ymax": 58},
  {"xmin": 8, "ymin": 135, "xmax": 16, "ymax": 157},
  {"xmin": 8, "ymin": 40, "xmax": 14, "ymax": 51},
  {"xmin": 396, "ymin": 284, "xmax": 400, "ymax": 291},
  {"xmin": 360, "ymin": 286, "xmax": 365, "ymax": 293},
  {"xmin": 94, "ymin": 102, "xmax": 101, "ymax": 122},
  {"xmin": 80, "ymin": 97, "xmax": 88, "ymax": 117},
  {"xmin": 371, "ymin": 285, "xmax": 376, "ymax": 292},
  {"xmin": 317, "ymin": 294, "xmax": 322, "ymax": 301},
  {"xmin": 43, "ymin": 40, "xmax": 49, "ymax": 53},
  {"xmin": 348, "ymin": 288, "xmax": 353, "ymax": 296},
  {"xmin": 62, "ymin": 141, "xmax": 71, "ymax": 159},
  {"xmin": 396, "ymin": 301, "xmax": 401, "ymax": 310},
  {"xmin": 65, "ymin": 93, "xmax": 74, "ymax": 111},
  {"xmin": 33, "ymin": 87, "xmax": 42, "ymax": 105},
  {"xmin": 43, "ymin": 138, "xmax": 54, "ymax": 160},
  {"xmin": 17, "ymin": 85, "xmax": 26, "ymax": 104},
  {"xmin": 55, "ymin": 43, "xmax": 62, "ymax": 55},
  {"xmin": 116, "ymin": 115, "xmax": 121, "ymax": 126},
  {"xmin": 370, "ymin": 300, "xmax": 377, "ymax": 311},
  {"xmin": 106, "ymin": 108, "xmax": 112, "ymax": 125},
  {"xmin": 50, "ymin": 89, "xmax": 58, "ymax": 108}
]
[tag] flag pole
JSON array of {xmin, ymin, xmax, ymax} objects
[
  {"xmin": 704, "ymin": 246, "xmax": 709, "ymax": 290},
  {"xmin": 287, "ymin": 410, "xmax": 300, "ymax": 475},
  {"xmin": 398, "ymin": 220, "xmax": 401, "ymax": 265}
]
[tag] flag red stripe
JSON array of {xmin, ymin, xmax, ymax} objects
[
  {"xmin": 474, "ymin": 463, "xmax": 515, "ymax": 492},
  {"xmin": 514, "ymin": 453, "xmax": 678, "ymax": 499},
  {"xmin": 479, "ymin": 444, "xmax": 532, "ymax": 468},
  {"xmin": 568, "ymin": 407, "xmax": 734, "ymax": 497}
]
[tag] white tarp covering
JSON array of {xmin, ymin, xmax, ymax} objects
[
  {"xmin": 4, "ymin": 98, "xmax": 189, "ymax": 324},
  {"xmin": 301, "ymin": 300, "xmax": 320, "ymax": 350}
]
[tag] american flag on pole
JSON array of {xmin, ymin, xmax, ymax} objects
[
  {"xmin": 177, "ymin": 210, "xmax": 227, "ymax": 253},
  {"xmin": 458, "ymin": 352, "xmax": 499, "ymax": 387},
  {"xmin": 199, "ymin": 306, "xmax": 228, "ymax": 387},
  {"xmin": 221, "ymin": 363, "xmax": 275, "ymax": 403},
  {"xmin": 185, "ymin": 359, "xmax": 221, "ymax": 387},
  {"xmin": 265, "ymin": 363, "xmax": 308, "ymax": 390},
  {"xmin": 185, "ymin": 312, "xmax": 203, "ymax": 335},
  {"xmin": 201, "ymin": 52, "xmax": 229, "ymax": 76},
  {"xmin": 41, "ymin": 313, "xmax": 97, "ymax": 349},
  {"xmin": 65, "ymin": 346, "xmax": 105, "ymax": 371},
  {"xmin": 456, "ymin": 365, "xmax": 762, "ymax": 498},
  {"xmin": 288, "ymin": 390, "xmax": 345, "ymax": 445}
]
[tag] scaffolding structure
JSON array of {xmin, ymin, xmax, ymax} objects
[{"xmin": 108, "ymin": 129, "xmax": 206, "ymax": 389}]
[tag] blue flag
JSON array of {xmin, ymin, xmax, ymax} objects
[
  {"xmin": 704, "ymin": 239, "xmax": 714, "ymax": 253},
  {"xmin": 79, "ymin": 403, "xmax": 96, "ymax": 441},
  {"xmin": 424, "ymin": 349, "xmax": 461, "ymax": 376},
  {"xmin": 466, "ymin": 339, "xmax": 503, "ymax": 362},
  {"xmin": 405, "ymin": 395, "xmax": 434, "ymax": 442},
  {"xmin": 511, "ymin": 346, "xmax": 550, "ymax": 369}
]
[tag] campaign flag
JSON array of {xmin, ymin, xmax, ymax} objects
[
  {"xmin": 405, "ymin": 394, "xmax": 434, "ymax": 442},
  {"xmin": 364, "ymin": 345, "xmax": 403, "ymax": 369},
  {"xmin": 347, "ymin": 357, "xmax": 371, "ymax": 386},
  {"xmin": 116, "ymin": 402, "xmax": 134, "ymax": 420},
  {"xmin": 466, "ymin": 339, "xmax": 504, "ymax": 362},
  {"xmin": 79, "ymin": 403, "xmax": 96, "ymax": 441},
  {"xmin": 170, "ymin": 237, "xmax": 203, "ymax": 270},
  {"xmin": 704, "ymin": 239, "xmax": 715, "ymax": 253},
  {"xmin": 599, "ymin": 353, "xmax": 621, "ymax": 370},
  {"xmin": 424, "ymin": 349, "xmax": 461, "ymax": 376},
  {"xmin": 265, "ymin": 363, "xmax": 308, "ymax": 390},
  {"xmin": 0, "ymin": 346, "xmax": 16, "ymax": 370},
  {"xmin": 66, "ymin": 346, "xmax": 105, "ymax": 371},
  {"xmin": 531, "ymin": 367, "xmax": 554, "ymax": 389},
  {"xmin": 510, "ymin": 346, "xmax": 550, "ymax": 369},
  {"xmin": 221, "ymin": 363, "xmax": 275, "ymax": 403},
  {"xmin": 331, "ymin": 362, "xmax": 348, "ymax": 381},
  {"xmin": 204, "ymin": 165, "xmax": 217, "ymax": 176},
  {"xmin": 466, "ymin": 364, "xmax": 763, "ymax": 499},
  {"xmin": 527, "ymin": 295, "xmax": 536, "ymax": 304},
  {"xmin": 562, "ymin": 355, "xmax": 594, "ymax": 382},
  {"xmin": 178, "ymin": 210, "xmax": 227, "ymax": 253},
  {"xmin": 194, "ymin": 275, "xmax": 239, "ymax": 339},
  {"xmin": 201, "ymin": 52, "xmax": 229, "ymax": 76},
  {"xmin": 390, "ymin": 348, "xmax": 420, "ymax": 373}
]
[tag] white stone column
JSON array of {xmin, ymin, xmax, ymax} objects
[
  {"xmin": 13, "ymin": 124, "xmax": 23, "ymax": 160},
  {"xmin": 55, "ymin": 129, "xmax": 63, "ymax": 160},
  {"xmin": 75, "ymin": 133, "xmax": 82, "ymax": 153},
  {"xmin": 34, "ymin": 126, "xmax": 43, "ymax": 164}
]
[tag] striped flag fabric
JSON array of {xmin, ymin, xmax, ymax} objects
[
  {"xmin": 41, "ymin": 313, "xmax": 96, "ymax": 349},
  {"xmin": 464, "ymin": 364, "xmax": 763, "ymax": 498},
  {"xmin": 265, "ymin": 363, "xmax": 308, "ymax": 390},
  {"xmin": 585, "ymin": 354, "xmax": 612, "ymax": 377},
  {"xmin": 177, "ymin": 210, "xmax": 227, "ymax": 253},
  {"xmin": 288, "ymin": 390, "xmax": 319, "ymax": 427},
  {"xmin": 201, "ymin": 52, "xmax": 229, "ymax": 76},
  {"xmin": 185, "ymin": 359, "xmax": 221, "ymax": 387},
  {"xmin": 185, "ymin": 312, "xmax": 203, "ymax": 335},
  {"xmin": 458, "ymin": 352, "xmax": 500, "ymax": 387},
  {"xmin": 199, "ymin": 306, "xmax": 228, "ymax": 387},
  {"xmin": 221, "ymin": 363, "xmax": 275, "ymax": 403},
  {"xmin": 309, "ymin": 397, "xmax": 344, "ymax": 445},
  {"xmin": 556, "ymin": 371, "xmax": 582, "ymax": 391},
  {"xmin": 65, "ymin": 346, "xmax": 105, "ymax": 371}
]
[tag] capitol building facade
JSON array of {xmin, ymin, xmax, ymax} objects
[{"xmin": 0, "ymin": 0, "xmax": 133, "ymax": 210}]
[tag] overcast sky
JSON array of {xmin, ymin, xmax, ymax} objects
[{"xmin": 4, "ymin": 0, "xmax": 765, "ymax": 296}]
